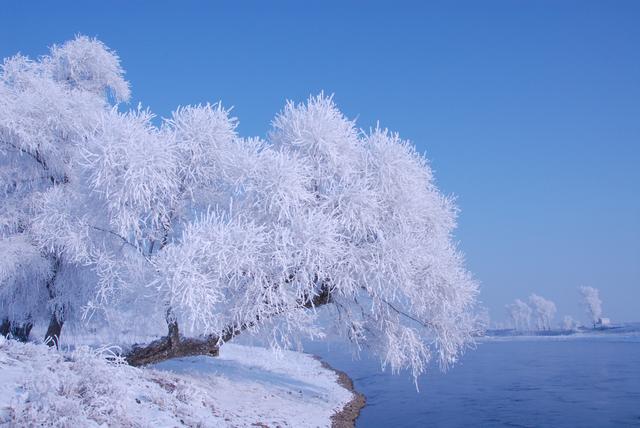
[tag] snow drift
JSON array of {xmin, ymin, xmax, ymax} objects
[{"xmin": 0, "ymin": 337, "xmax": 353, "ymax": 427}]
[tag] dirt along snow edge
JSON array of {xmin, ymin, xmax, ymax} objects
[
  {"xmin": 0, "ymin": 336, "xmax": 362, "ymax": 427},
  {"xmin": 315, "ymin": 358, "xmax": 366, "ymax": 428}
]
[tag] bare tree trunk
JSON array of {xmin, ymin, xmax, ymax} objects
[
  {"xmin": 11, "ymin": 321, "xmax": 33, "ymax": 342},
  {"xmin": 44, "ymin": 260, "xmax": 63, "ymax": 347},
  {"xmin": 45, "ymin": 313, "xmax": 64, "ymax": 348},
  {"xmin": 125, "ymin": 283, "xmax": 332, "ymax": 366},
  {"xmin": 1, "ymin": 319, "xmax": 33, "ymax": 341},
  {"xmin": 0, "ymin": 318, "xmax": 10, "ymax": 337},
  {"xmin": 125, "ymin": 335, "xmax": 221, "ymax": 366},
  {"xmin": 125, "ymin": 320, "xmax": 220, "ymax": 366}
]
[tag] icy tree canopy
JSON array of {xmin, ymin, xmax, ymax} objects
[{"xmin": 0, "ymin": 36, "xmax": 480, "ymax": 379}]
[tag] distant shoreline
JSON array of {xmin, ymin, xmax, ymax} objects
[
  {"xmin": 485, "ymin": 322, "xmax": 639, "ymax": 338},
  {"xmin": 315, "ymin": 356, "xmax": 366, "ymax": 428}
]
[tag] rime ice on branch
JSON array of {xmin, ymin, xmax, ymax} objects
[{"xmin": 0, "ymin": 36, "xmax": 480, "ymax": 380}]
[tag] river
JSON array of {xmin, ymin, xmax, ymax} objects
[{"xmin": 306, "ymin": 333, "xmax": 640, "ymax": 427}]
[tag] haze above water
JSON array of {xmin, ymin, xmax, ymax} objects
[{"xmin": 306, "ymin": 326, "xmax": 640, "ymax": 427}]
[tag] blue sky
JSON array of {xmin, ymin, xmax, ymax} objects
[{"xmin": 1, "ymin": 1, "xmax": 638, "ymax": 323}]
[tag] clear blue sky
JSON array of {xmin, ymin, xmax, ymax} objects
[{"xmin": 2, "ymin": 1, "xmax": 638, "ymax": 323}]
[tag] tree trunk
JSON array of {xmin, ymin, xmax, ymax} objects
[
  {"xmin": 45, "ymin": 313, "xmax": 64, "ymax": 348},
  {"xmin": 125, "ymin": 324, "xmax": 220, "ymax": 367},
  {"xmin": 11, "ymin": 322, "xmax": 33, "ymax": 342},
  {"xmin": 125, "ymin": 284, "xmax": 332, "ymax": 366},
  {"xmin": 0, "ymin": 319, "xmax": 10, "ymax": 337},
  {"xmin": 44, "ymin": 260, "xmax": 63, "ymax": 347},
  {"xmin": 125, "ymin": 334, "xmax": 221, "ymax": 366},
  {"xmin": 0, "ymin": 319, "xmax": 33, "ymax": 341}
]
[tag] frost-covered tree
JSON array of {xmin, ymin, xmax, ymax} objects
[
  {"xmin": 579, "ymin": 286, "xmax": 603, "ymax": 328},
  {"xmin": 505, "ymin": 299, "xmax": 531, "ymax": 331},
  {"xmin": 0, "ymin": 36, "xmax": 130, "ymax": 346},
  {"xmin": 529, "ymin": 294, "xmax": 556, "ymax": 331},
  {"xmin": 1, "ymin": 37, "xmax": 480, "ymax": 380},
  {"xmin": 562, "ymin": 315, "xmax": 578, "ymax": 331}
]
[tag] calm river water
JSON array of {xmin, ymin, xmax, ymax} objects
[{"xmin": 306, "ymin": 334, "xmax": 640, "ymax": 427}]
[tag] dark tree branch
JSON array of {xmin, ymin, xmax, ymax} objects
[
  {"xmin": 0, "ymin": 139, "xmax": 68, "ymax": 184},
  {"xmin": 1, "ymin": 140, "xmax": 45, "ymax": 169},
  {"xmin": 381, "ymin": 297, "xmax": 434, "ymax": 330}
]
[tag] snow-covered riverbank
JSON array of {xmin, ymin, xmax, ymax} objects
[{"xmin": 0, "ymin": 337, "xmax": 359, "ymax": 427}]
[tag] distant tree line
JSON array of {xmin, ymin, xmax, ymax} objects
[{"xmin": 505, "ymin": 287, "xmax": 607, "ymax": 331}]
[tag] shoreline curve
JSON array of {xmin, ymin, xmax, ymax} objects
[{"xmin": 315, "ymin": 357, "xmax": 366, "ymax": 428}]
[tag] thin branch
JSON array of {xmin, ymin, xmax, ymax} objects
[
  {"xmin": 86, "ymin": 224, "xmax": 153, "ymax": 265},
  {"xmin": 381, "ymin": 297, "xmax": 434, "ymax": 330},
  {"xmin": 1, "ymin": 139, "xmax": 67, "ymax": 184},
  {"xmin": 1, "ymin": 139, "xmax": 45, "ymax": 168}
]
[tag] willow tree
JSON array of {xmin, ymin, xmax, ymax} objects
[{"xmin": 1, "ymin": 36, "xmax": 479, "ymax": 380}]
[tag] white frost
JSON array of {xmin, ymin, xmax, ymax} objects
[
  {"xmin": 0, "ymin": 337, "xmax": 352, "ymax": 427},
  {"xmin": 1, "ymin": 35, "xmax": 480, "ymax": 383}
]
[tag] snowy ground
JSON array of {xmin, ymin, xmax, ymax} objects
[{"xmin": 0, "ymin": 336, "xmax": 353, "ymax": 427}]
